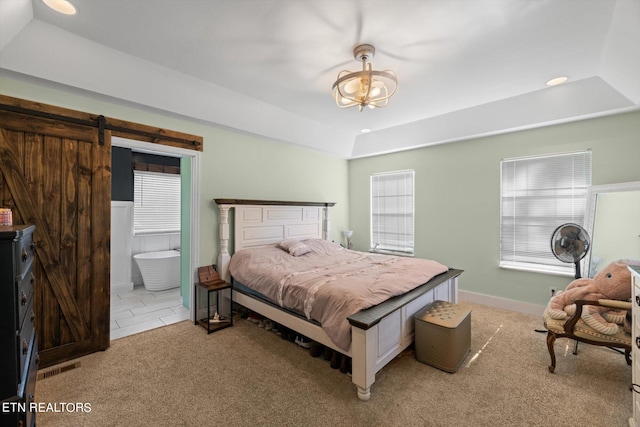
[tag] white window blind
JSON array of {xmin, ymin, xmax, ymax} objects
[
  {"xmin": 371, "ymin": 170, "xmax": 415, "ymax": 254},
  {"xmin": 500, "ymin": 151, "xmax": 591, "ymax": 274},
  {"xmin": 134, "ymin": 170, "xmax": 181, "ymax": 235}
]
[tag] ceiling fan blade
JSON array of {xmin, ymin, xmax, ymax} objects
[
  {"xmin": 375, "ymin": 37, "xmax": 450, "ymax": 63},
  {"xmin": 400, "ymin": 37, "xmax": 448, "ymax": 49},
  {"xmin": 376, "ymin": 48, "xmax": 413, "ymax": 62},
  {"xmin": 354, "ymin": 9, "xmax": 363, "ymax": 44},
  {"xmin": 306, "ymin": 3, "xmax": 345, "ymax": 34},
  {"xmin": 319, "ymin": 59, "xmax": 354, "ymax": 75}
]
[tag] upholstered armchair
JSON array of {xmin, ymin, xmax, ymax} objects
[{"xmin": 543, "ymin": 299, "xmax": 632, "ymax": 373}]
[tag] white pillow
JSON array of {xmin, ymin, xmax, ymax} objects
[{"xmin": 277, "ymin": 239, "xmax": 311, "ymax": 256}]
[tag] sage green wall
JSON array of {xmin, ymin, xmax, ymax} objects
[
  {"xmin": 348, "ymin": 111, "xmax": 640, "ymax": 307},
  {"xmin": 197, "ymin": 128, "xmax": 349, "ymax": 259},
  {"xmin": 4, "ymin": 75, "xmax": 638, "ymax": 308},
  {"xmin": 0, "ymin": 76, "xmax": 350, "ymax": 269}
]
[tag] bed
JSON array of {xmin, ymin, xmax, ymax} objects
[{"xmin": 215, "ymin": 199, "xmax": 462, "ymax": 400}]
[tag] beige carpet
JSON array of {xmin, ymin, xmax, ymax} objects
[{"xmin": 35, "ymin": 302, "xmax": 632, "ymax": 427}]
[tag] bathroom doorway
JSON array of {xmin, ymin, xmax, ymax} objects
[{"xmin": 110, "ymin": 136, "xmax": 200, "ymax": 340}]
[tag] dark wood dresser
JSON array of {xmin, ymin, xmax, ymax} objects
[{"xmin": 1, "ymin": 225, "xmax": 38, "ymax": 427}]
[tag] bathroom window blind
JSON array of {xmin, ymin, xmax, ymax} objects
[
  {"xmin": 133, "ymin": 170, "xmax": 181, "ymax": 235},
  {"xmin": 370, "ymin": 170, "xmax": 415, "ymax": 255},
  {"xmin": 500, "ymin": 151, "xmax": 591, "ymax": 275}
]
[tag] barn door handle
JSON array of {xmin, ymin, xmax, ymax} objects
[
  {"xmin": 21, "ymin": 291, "xmax": 27, "ymax": 306},
  {"xmin": 636, "ymin": 295, "xmax": 640, "ymax": 306},
  {"xmin": 21, "ymin": 249, "xmax": 28, "ymax": 262},
  {"xmin": 637, "ymin": 336, "xmax": 640, "ymax": 349},
  {"xmin": 22, "ymin": 340, "xmax": 28, "ymax": 355}
]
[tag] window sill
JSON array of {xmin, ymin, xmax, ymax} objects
[
  {"xmin": 499, "ymin": 262, "xmax": 574, "ymax": 277},
  {"xmin": 369, "ymin": 249, "xmax": 414, "ymax": 257},
  {"xmin": 133, "ymin": 230, "xmax": 181, "ymax": 237}
]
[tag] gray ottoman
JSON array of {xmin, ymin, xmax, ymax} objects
[{"xmin": 414, "ymin": 300, "xmax": 471, "ymax": 373}]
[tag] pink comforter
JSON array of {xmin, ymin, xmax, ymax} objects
[{"xmin": 229, "ymin": 239, "xmax": 448, "ymax": 350}]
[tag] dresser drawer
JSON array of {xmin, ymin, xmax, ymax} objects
[
  {"xmin": 19, "ymin": 333, "xmax": 38, "ymax": 406},
  {"xmin": 633, "ymin": 267, "xmax": 640, "ymax": 427},
  {"xmin": 14, "ymin": 229, "xmax": 34, "ymax": 278},
  {"xmin": 16, "ymin": 265, "xmax": 34, "ymax": 329},
  {"xmin": 10, "ymin": 336, "xmax": 38, "ymax": 427},
  {"xmin": 635, "ymin": 276, "xmax": 640, "ymax": 332},
  {"xmin": 1, "ymin": 224, "xmax": 38, "ymax": 423},
  {"xmin": 17, "ymin": 299, "xmax": 35, "ymax": 379},
  {"xmin": 23, "ymin": 337, "xmax": 38, "ymax": 427}
]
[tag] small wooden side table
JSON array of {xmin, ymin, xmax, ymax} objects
[{"xmin": 194, "ymin": 280, "xmax": 233, "ymax": 334}]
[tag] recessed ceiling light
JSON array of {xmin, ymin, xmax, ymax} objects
[
  {"xmin": 361, "ymin": 128, "xmax": 372, "ymax": 133},
  {"xmin": 546, "ymin": 76, "xmax": 568, "ymax": 86},
  {"xmin": 43, "ymin": 0, "xmax": 77, "ymax": 15}
]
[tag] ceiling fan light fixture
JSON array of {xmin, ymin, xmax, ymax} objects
[
  {"xmin": 43, "ymin": 0, "xmax": 77, "ymax": 15},
  {"xmin": 332, "ymin": 44, "xmax": 397, "ymax": 112}
]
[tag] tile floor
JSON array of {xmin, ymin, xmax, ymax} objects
[{"xmin": 110, "ymin": 285, "xmax": 190, "ymax": 340}]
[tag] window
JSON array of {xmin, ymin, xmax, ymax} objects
[
  {"xmin": 500, "ymin": 151, "xmax": 592, "ymax": 274},
  {"xmin": 133, "ymin": 170, "xmax": 181, "ymax": 234},
  {"xmin": 371, "ymin": 170, "xmax": 415, "ymax": 255}
]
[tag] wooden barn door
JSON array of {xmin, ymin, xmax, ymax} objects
[
  {"xmin": 0, "ymin": 104, "xmax": 110, "ymax": 367},
  {"xmin": 1, "ymin": 95, "xmax": 202, "ymax": 368}
]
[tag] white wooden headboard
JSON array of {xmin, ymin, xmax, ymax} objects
[{"xmin": 214, "ymin": 199, "xmax": 335, "ymax": 281}]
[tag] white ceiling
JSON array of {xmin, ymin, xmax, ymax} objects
[{"xmin": 0, "ymin": 0, "xmax": 638, "ymax": 158}]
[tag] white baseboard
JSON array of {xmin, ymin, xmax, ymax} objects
[
  {"xmin": 111, "ymin": 281, "xmax": 134, "ymax": 294},
  {"xmin": 459, "ymin": 290, "xmax": 545, "ymax": 317}
]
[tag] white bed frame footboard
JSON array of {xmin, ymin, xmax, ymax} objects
[{"xmin": 214, "ymin": 199, "xmax": 461, "ymax": 401}]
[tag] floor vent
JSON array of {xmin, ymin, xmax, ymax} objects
[{"xmin": 37, "ymin": 361, "xmax": 81, "ymax": 380}]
